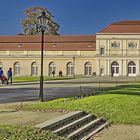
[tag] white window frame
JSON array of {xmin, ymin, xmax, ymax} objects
[
  {"xmin": 128, "ymin": 61, "xmax": 136, "ymax": 76},
  {"xmin": 49, "ymin": 62, "xmax": 56, "ymax": 76},
  {"xmin": 14, "ymin": 62, "xmax": 20, "ymax": 76},
  {"xmin": 67, "ymin": 62, "xmax": 74, "ymax": 76},
  {"xmin": 111, "ymin": 61, "xmax": 119, "ymax": 77},
  {"xmin": 31, "ymin": 62, "xmax": 38, "ymax": 76},
  {"xmin": 0, "ymin": 62, "xmax": 3, "ymax": 69},
  {"xmin": 85, "ymin": 62, "xmax": 92, "ymax": 76}
]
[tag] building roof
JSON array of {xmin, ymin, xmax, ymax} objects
[
  {"xmin": 98, "ymin": 20, "xmax": 140, "ymax": 33},
  {"xmin": 0, "ymin": 35, "xmax": 96, "ymax": 51}
]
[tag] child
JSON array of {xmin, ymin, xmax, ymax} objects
[{"xmin": 1, "ymin": 75, "xmax": 7, "ymax": 84}]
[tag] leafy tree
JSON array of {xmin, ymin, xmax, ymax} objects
[{"xmin": 21, "ymin": 6, "xmax": 59, "ymax": 35}]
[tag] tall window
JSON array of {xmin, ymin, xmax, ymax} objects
[
  {"xmin": 14, "ymin": 62, "xmax": 20, "ymax": 76},
  {"xmin": 85, "ymin": 62, "xmax": 92, "ymax": 76},
  {"xmin": 100, "ymin": 48, "xmax": 104, "ymax": 55},
  {"xmin": 31, "ymin": 62, "xmax": 38, "ymax": 76},
  {"xmin": 0, "ymin": 62, "xmax": 3, "ymax": 69},
  {"xmin": 111, "ymin": 61, "xmax": 119, "ymax": 76},
  {"xmin": 67, "ymin": 62, "xmax": 74, "ymax": 76},
  {"xmin": 100, "ymin": 67, "xmax": 104, "ymax": 76},
  {"xmin": 128, "ymin": 61, "xmax": 136, "ymax": 76},
  {"xmin": 49, "ymin": 62, "xmax": 56, "ymax": 76}
]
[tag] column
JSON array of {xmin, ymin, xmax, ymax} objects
[
  {"xmin": 136, "ymin": 60, "xmax": 139, "ymax": 76},
  {"xmin": 123, "ymin": 59, "xmax": 127, "ymax": 76},
  {"xmin": 96, "ymin": 59, "xmax": 100, "ymax": 76},
  {"xmin": 104, "ymin": 60, "xmax": 107, "ymax": 76},
  {"xmin": 107, "ymin": 59, "xmax": 110, "ymax": 76},
  {"xmin": 119, "ymin": 59, "xmax": 123, "ymax": 76}
]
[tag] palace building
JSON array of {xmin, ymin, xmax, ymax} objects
[{"xmin": 0, "ymin": 20, "xmax": 140, "ymax": 77}]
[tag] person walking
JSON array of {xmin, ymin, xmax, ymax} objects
[
  {"xmin": 0, "ymin": 67, "xmax": 4, "ymax": 84},
  {"xmin": 52, "ymin": 70, "xmax": 55, "ymax": 77},
  {"xmin": 59, "ymin": 70, "xmax": 63, "ymax": 77},
  {"xmin": 7, "ymin": 68, "xmax": 12, "ymax": 85}
]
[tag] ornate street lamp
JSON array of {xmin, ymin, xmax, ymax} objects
[
  {"xmin": 73, "ymin": 56, "xmax": 75, "ymax": 78},
  {"xmin": 37, "ymin": 10, "xmax": 49, "ymax": 102}
]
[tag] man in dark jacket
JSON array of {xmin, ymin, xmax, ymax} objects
[{"xmin": 7, "ymin": 68, "xmax": 12, "ymax": 85}]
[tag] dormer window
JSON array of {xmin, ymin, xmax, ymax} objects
[
  {"xmin": 88, "ymin": 44, "xmax": 92, "ymax": 48},
  {"xmin": 18, "ymin": 43, "xmax": 22, "ymax": 48},
  {"xmin": 53, "ymin": 44, "xmax": 56, "ymax": 47},
  {"xmin": 111, "ymin": 41, "xmax": 120, "ymax": 48}
]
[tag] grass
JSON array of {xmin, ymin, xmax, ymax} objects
[
  {"xmin": 25, "ymin": 83, "xmax": 140, "ymax": 124},
  {"xmin": 12, "ymin": 76, "xmax": 74, "ymax": 83},
  {"xmin": 0, "ymin": 125, "xmax": 67, "ymax": 140}
]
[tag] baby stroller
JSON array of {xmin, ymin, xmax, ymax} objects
[{"xmin": 0, "ymin": 75, "xmax": 8, "ymax": 85}]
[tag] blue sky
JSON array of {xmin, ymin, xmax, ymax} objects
[{"xmin": 0, "ymin": 0, "xmax": 140, "ymax": 35}]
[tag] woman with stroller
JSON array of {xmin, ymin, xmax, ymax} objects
[
  {"xmin": 0, "ymin": 67, "xmax": 3, "ymax": 84},
  {"xmin": 0, "ymin": 67, "xmax": 7, "ymax": 85}
]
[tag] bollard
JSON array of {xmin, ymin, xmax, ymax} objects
[
  {"xmin": 80, "ymin": 86, "xmax": 83, "ymax": 98},
  {"xmin": 20, "ymin": 97, "xmax": 23, "ymax": 109}
]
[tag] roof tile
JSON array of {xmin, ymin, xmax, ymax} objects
[
  {"xmin": 98, "ymin": 20, "xmax": 140, "ymax": 33},
  {"xmin": 0, "ymin": 35, "xmax": 96, "ymax": 51}
]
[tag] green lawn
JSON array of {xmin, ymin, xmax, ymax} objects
[
  {"xmin": 12, "ymin": 76, "xmax": 74, "ymax": 83},
  {"xmin": 25, "ymin": 84, "xmax": 140, "ymax": 124},
  {"xmin": 0, "ymin": 126, "xmax": 66, "ymax": 140}
]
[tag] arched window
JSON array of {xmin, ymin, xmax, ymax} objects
[
  {"xmin": 31, "ymin": 62, "xmax": 38, "ymax": 76},
  {"xmin": 14, "ymin": 62, "xmax": 20, "ymax": 76},
  {"xmin": 111, "ymin": 61, "xmax": 119, "ymax": 77},
  {"xmin": 67, "ymin": 62, "xmax": 74, "ymax": 76},
  {"xmin": 49, "ymin": 62, "xmax": 56, "ymax": 76},
  {"xmin": 0, "ymin": 62, "xmax": 3, "ymax": 69},
  {"xmin": 84, "ymin": 62, "xmax": 92, "ymax": 76},
  {"xmin": 128, "ymin": 61, "xmax": 136, "ymax": 76}
]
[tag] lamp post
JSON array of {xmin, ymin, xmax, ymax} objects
[
  {"xmin": 73, "ymin": 56, "xmax": 75, "ymax": 78},
  {"xmin": 37, "ymin": 10, "xmax": 49, "ymax": 102}
]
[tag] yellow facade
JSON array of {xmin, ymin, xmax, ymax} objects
[
  {"xmin": 0, "ymin": 35, "xmax": 140, "ymax": 77},
  {"xmin": 96, "ymin": 34, "xmax": 140, "ymax": 76},
  {"xmin": 0, "ymin": 50, "xmax": 96, "ymax": 76},
  {"xmin": 1, "ymin": 21, "xmax": 140, "ymax": 77}
]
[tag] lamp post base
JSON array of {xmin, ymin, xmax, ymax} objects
[{"xmin": 39, "ymin": 76, "xmax": 44, "ymax": 102}]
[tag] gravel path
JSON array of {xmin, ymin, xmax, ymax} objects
[
  {"xmin": 94, "ymin": 124, "xmax": 140, "ymax": 140},
  {"xmin": 0, "ymin": 103, "xmax": 67, "ymax": 125}
]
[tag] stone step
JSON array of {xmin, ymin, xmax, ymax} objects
[
  {"xmin": 67, "ymin": 118, "xmax": 102, "ymax": 140},
  {"xmin": 35, "ymin": 111, "xmax": 110, "ymax": 140},
  {"xmin": 81, "ymin": 122, "xmax": 110, "ymax": 140},
  {"xmin": 54, "ymin": 114, "xmax": 96, "ymax": 136},
  {"xmin": 35, "ymin": 111, "xmax": 86, "ymax": 131}
]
